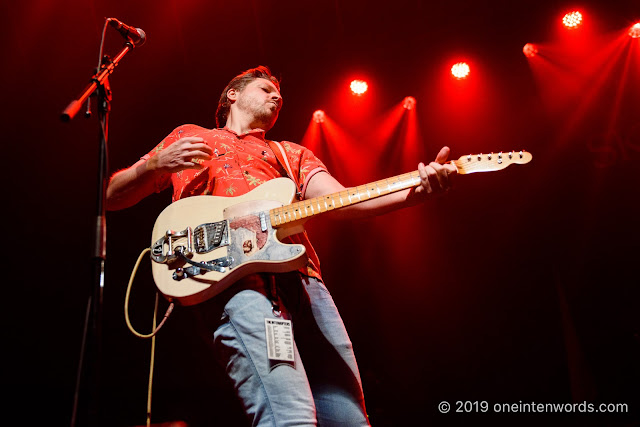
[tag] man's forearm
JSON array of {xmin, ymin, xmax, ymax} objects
[{"xmin": 106, "ymin": 159, "xmax": 161, "ymax": 211}]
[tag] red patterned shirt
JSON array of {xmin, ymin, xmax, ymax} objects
[{"xmin": 142, "ymin": 125, "xmax": 328, "ymax": 280}]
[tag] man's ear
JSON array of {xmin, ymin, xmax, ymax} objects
[{"xmin": 227, "ymin": 88, "xmax": 237, "ymax": 102}]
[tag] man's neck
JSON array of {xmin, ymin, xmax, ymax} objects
[{"xmin": 225, "ymin": 113, "xmax": 266, "ymax": 135}]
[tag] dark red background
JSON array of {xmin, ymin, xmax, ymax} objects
[{"xmin": 4, "ymin": 0, "xmax": 639, "ymax": 425}]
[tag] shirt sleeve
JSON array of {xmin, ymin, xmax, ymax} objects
[{"xmin": 281, "ymin": 141, "xmax": 329, "ymax": 199}]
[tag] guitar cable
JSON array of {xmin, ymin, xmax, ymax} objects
[
  {"xmin": 124, "ymin": 248, "xmax": 175, "ymax": 339},
  {"xmin": 124, "ymin": 247, "xmax": 175, "ymax": 427}
]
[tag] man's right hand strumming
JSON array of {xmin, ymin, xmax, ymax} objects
[{"xmin": 106, "ymin": 136, "xmax": 213, "ymax": 211}]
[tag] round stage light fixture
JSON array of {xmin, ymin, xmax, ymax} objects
[
  {"xmin": 451, "ymin": 62, "xmax": 470, "ymax": 79},
  {"xmin": 629, "ymin": 22, "xmax": 640, "ymax": 38},
  {"xmin": 562, "ymin": 11, "xmax": 583, "ymax": 29},
  {"xmin": 312, "ymin": 110, "xmax": 325, "ymax": 123},
  {"xmin": 350, "ymin": 80, "xmax": 368, "ymax": 95},
  {"xmin": 402, "ymin": 96, "xmax": 416, "ymax": 110},
  {"xmin": 522, "ymin": 43, "xmax": 538, "ymax": 58}
]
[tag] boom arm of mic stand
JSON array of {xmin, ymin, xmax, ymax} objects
[{"xmin": 60, "ymin": 42, "xmax": 133, "ymax": 122}]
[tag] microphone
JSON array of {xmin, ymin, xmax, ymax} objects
[{"xmin": 108, "ymin": 18, "xmax": 146, "ymax": 47}]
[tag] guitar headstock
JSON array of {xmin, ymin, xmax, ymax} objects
[{"xmin": 452, "ymin": 151, "xmax": 532, "ymax": 175}]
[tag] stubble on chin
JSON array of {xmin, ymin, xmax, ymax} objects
[
  {"xmin": 256, "ymin": 105, "xmax": 279, "ymax": 130},
  {"xmin": 238, "ymin": 97, "xmax": 279, "ymax": 130}
]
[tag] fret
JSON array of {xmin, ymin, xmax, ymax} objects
[
  {"xmin": 290, "ymin": 204, "xmax": 302, "ymax": 220},
  {"xmin": 326, "ymin": 195, "xmax": 337, "ymax": 210},
  {"xmin": 384, "ymin": 177, "xmax": 397, "ymax": 192}
]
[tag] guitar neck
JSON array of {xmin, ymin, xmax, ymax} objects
[
  {"xmin": 268, "ymin": 150, "xmax": 532, "ymax": 228},
  {"xmin": 269, "ymin": 171, "xmax": 421, "ymax": 227}
]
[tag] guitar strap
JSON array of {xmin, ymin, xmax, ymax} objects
[
  {"xmin": 264, "ymin": 140, "xmax": 301, "ymax": 315},
  {"xmin": 267, "ymin": 140, "xmax": 303, "ymax": 201}
]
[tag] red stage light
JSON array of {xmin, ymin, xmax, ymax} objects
[
  {"xmin": 562, "ymin": 11, "xmax": 583, "ymax": 29},
  {"xmin": 402, "ymin": 96, "xmax": 416, "ymax": 110},
  {"xmin": 350, "ymin": 80, "xmax": 368, "ymax": 95},
  {"xmin": 313, "ymin": 110, "xmax": 325, "ymax": 123},
  {"xmin": 522, "ymin": 43, "xmax": 538, "ymax": 58},
  {"xmin": 451, "ymin": 62, "xmax": 470, "ymax": 79},
  {"xmin": 629, "ymin": 22, "xmax": 640, "ymax": 38}
]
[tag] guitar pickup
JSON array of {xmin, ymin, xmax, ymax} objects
[{"xmin": 151, "ymin": 228, "xmax": 193, "ymax": 264}]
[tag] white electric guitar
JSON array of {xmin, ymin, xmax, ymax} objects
[{"xmin": 150, "ymin": 151, "xmax": 532, "ymax": 305}]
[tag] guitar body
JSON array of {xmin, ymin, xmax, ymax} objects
[{"xmin": 151, "ymin": 178, "xmax": 308, "ymax": 306}]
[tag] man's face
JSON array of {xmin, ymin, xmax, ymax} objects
[{"xmin": 232, "ymin": 78, "xmax": 283, "ymax": 130}]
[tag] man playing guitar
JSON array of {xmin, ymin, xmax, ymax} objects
[{"xmin": 107, "ymin": 66, "xmax": 457, "ymax": 426}]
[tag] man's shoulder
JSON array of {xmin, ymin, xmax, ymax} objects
[{"xmin": 271, "ymin": 139, "xmax": 307, "ymax": 154}]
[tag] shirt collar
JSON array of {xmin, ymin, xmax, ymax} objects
[{"xmin": 222, "ymin": 126, "xmax": 266, "ymax": 140}]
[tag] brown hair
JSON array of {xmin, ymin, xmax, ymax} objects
[{"xmin": 215, "ymin": 66, "xmax": 281, "ymax": 128}]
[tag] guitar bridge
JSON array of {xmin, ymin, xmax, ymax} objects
[{"xmin": 194, "ymin": 220, "xmax": 229, "ymax": 254}]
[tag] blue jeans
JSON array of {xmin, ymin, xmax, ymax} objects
[{"xmin": 213, "ymin": 274, "xmax": 370, "ymax": 426}]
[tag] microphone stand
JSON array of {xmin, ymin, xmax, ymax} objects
[{"xmin": 61, "ymin": 41, "xmax": 135, "ymax": 427}]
